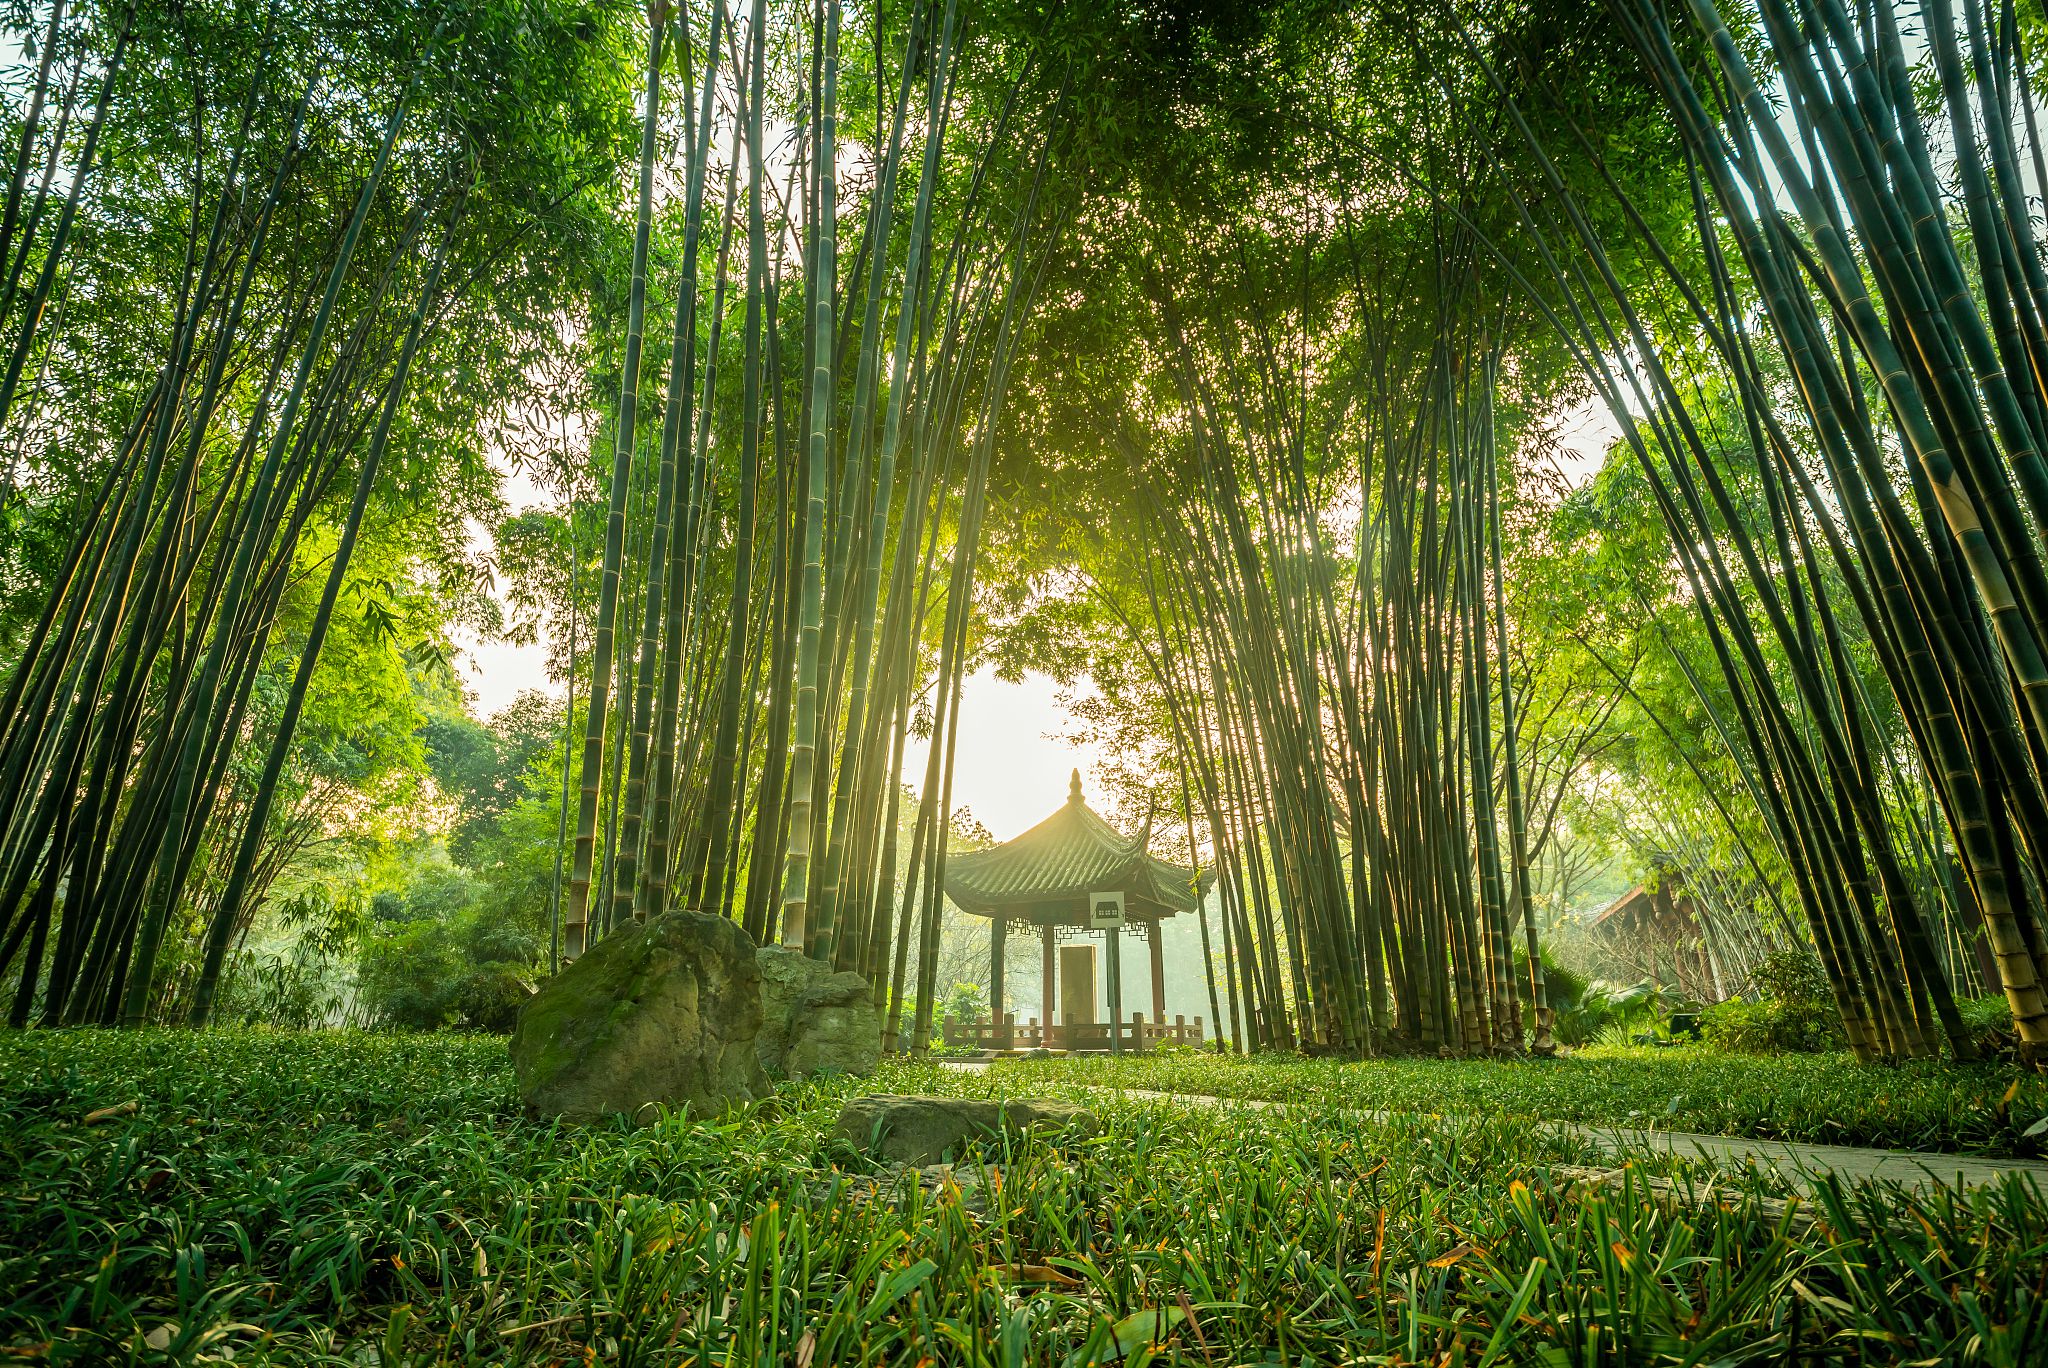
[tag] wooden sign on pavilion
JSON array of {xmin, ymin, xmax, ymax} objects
[{"xmin": 942, "ymin": 770, "xmax": 1213, "ymax": 1053}]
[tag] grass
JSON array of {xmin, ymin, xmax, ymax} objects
[
  {"xmin": 0, "ymin": 1029, "xmax": 2042, "ymax": 1364},
  {"xmin": 987, "ymin": 1044, "xmax": 2048, "ymax": 1156}
]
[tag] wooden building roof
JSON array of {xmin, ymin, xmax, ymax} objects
[{"xmin": 943, "ymin": 770, "xmax": 1212, "ymax": 921}]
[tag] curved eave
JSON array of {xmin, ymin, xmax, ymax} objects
[
  {"xmin": 938, "ymin": 785, "xmax": 1216, "ymax": 919},
  {"xmin": 945, "ymin": 850, "xmax": 1215, "ymax": 918}
]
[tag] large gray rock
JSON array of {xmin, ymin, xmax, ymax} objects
[
  {"xmin": 510, "ymin": 911, "xmax": 768, "ymax": 1123},
  {"xmin": 756, "ymin": 945, "xmax": 882, "ymax": 1078},
  {"xmin": 832, "ymin": 1093, "xmax": 1096, "ymax": 1166}
]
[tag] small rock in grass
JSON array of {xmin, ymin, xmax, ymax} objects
[
  {"xmin": 808, "ymin": 1159, "xmax": 1002, "ymax": 1213},
  {"xmin": 510, "ymin": 910, "xmax": 767, "ymax": 1124},
  {"xmin": 832, "ymin": 1093, "xmax": 1095, "ymax": 1166}
]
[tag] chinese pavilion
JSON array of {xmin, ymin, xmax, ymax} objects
[{"xmin": 942, "ymin": 770, "xmax": 1213, "ymax": 1051}]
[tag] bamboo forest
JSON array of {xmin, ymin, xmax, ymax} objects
[{"xmin": 11, "ymin": 0, "xmax": 2048, "ymax": 1359}]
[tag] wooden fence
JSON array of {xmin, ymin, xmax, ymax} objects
[{"xmin": 941, "ymin": 1011, "xmax": 1206, "ymax": 1054}]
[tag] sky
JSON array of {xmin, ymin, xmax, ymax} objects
[{"xmin": 449, "ymin": 397, "xmax": 1623, "ymax": 842}]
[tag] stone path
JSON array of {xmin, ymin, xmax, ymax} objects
[{"xmin": 940, "ymin": 1061, "xmax": 2048, "ymax": 1195}]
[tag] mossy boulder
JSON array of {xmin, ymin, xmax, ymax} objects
[
  {"xmin": 510, "ymin": 910, "xmax": 767, "ymax": 1123},
  {"xmin": 756, "ymin": 945, "xmax": 882, "ymax": 1078},
  {"xmin": 831, "ymin": 1093, "xmax": 1096, "ymax": 1166}
]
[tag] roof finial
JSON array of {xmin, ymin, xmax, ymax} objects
[{"xmin": 1068, "ymin": 768, "xmax": 1084, "ymax": 804}]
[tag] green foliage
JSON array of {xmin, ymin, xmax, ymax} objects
[
  {"xmin": 422, "ymin": 691, "xmax": 564, "ymax": 864},
  {"xmin": 882, "ymin": 980, "xmax": 989, "ymax": 1055},
  {"xmin": 934, "ymin": 980, "xmax": 988, "ymax": 1031},
  {"xmin": 1549, "ymin": 979, "xmax": 1620, "ymax": 1048},
  {"xmin": 5, "ymin": 1031, "xmax": 2048, "ymax": 1363},
  {"xmin": 1699, "ymin": 997, "xmax": 1845, "ymax": 1055},
  {"xmin": 1750, "ymin": 948, "xmax": 1833, "ymax": 1005},
  {"xmin": 355, "ymin": 921, "xmax": 465, "ymax": 1030},
  {"xmin": 1697, "ymin": 949, "xmax": 1845, "ymax": 1054},
  {"xmin": 1695, "ymin": 999, "xmax": 1776, "ymax": 1053},
  {"xmin": 304, "ymin": 684, "xmax": 572, "ymax": 1034},
  {"xmin": 1960, "ymin": 994, "xmax": 2018, "ymax": 1059},
  {"xmin": 915, "ymin": 981, "xmax": 994, "ymax": 1058},
  {"xmin": 994, "ymin": 1047, "xmax": 2048, "ymax": 1156},
  {"xmin": 200, "ymin": 948, "xmax": 340, "ymax": 1030},
  {"xmin": 0, "ymin": 0, "xmax": 642, "ymax": 1023},
  {"xmin": 1524, "ymin": 949, "xmax": 1680, "ymax": 1048},
  {"xmin": 1532, "ymin": 950, "xmax": 1589, "ymax": 1010},
  {"xmin": 354, "ymin": 870, "xmax": 537, "ymax": 1032}
]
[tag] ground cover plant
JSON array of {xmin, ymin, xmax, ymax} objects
[
  {"xmin": 991, "ymin": 1045, "xmax": 2048, "ymax": 1157},
  {"xmin": 5, "ymin": 1030, "xmax": 2047, "ymax": 1366}
]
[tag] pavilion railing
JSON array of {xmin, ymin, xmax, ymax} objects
[{"xmin": 941, "ymin": 1011, "xmax": 1206, "ymax": 1053}]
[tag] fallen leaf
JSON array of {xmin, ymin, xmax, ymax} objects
[
  {"xmin": 1174, "ymin": 1290, "xmax": 1211, "ymax": 1361},
  {"xmin": 1428, "ymin": 1243, "xmax": 1474, "ymax": 1268},
  {"xmin": 989, "ymin": 1263, "xmax": 1084, "ymax": 1288}
]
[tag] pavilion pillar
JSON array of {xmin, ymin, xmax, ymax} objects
[
  {"xmin": 990, "ymin": 915, "xmax": 1007, "ymax": 1028},
  {"xmin": 1148, "ymin": 919, "xmax": 1167, "ymax": 1023},
  {"xmin": 1041, "ymin": 920, "xmax": 1057, "ymax": 1037}
]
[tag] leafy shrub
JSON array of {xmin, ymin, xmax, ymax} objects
[
  {"xmin": 1517, "ymin": 950, "xmax": 1600, "ymax": 1045},
  {"xmin": 1750, "ymin": 949, "xmax": 1831, "ymax": 1004},
  {"xmin": 1695, "ymin": 949, "xmax": 1844, "ymax": 1054},
  {"xmin": 1698, "ymin": 999, "xmax": 1774, "ymax": 1053},
  {"xmin": 355, "ymin": 901, "xmax": 537, "ymax": 1033},
  {"xmin": 205, "ymin": 948, "xmax": 341, "ymax": 1029},
  {"xmin": 875, "ymin": 982, "xmax": 990, "ymax": 1053},
  {"xmin": 466, "ymin": 918, "xmax": 537, "ymax": 968},
  {"xmin": 1531, "ymin": 962, "xmax": 1681, "ymax": 1047},
  {"xmin": 355, "ymin": 918, "xmax": 461, "ymax": 1029},
  {"xmin": 1515, "ymin": 949, "xmax": 1694, "ymax": 1046},
  {"xmin": 1532, "ymin": 952, "xmax": 1587, "ymax": 1007},
  {"xmin": 1960, "ymin": 994, "xmax": 2015, "ymax": 1058},
  {"xmin": 449, "ymin": 965, "xmax": 535, "ymax": 1033},
  {"xmin": 1699, "ymin": 994, "xmax": 1843, "ymax": 1054},
  {"xmin": 929, "ymin": 980, "xmax": 988, "ymax": 1044}
]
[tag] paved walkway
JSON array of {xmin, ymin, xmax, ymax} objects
[{"xmin": 940, "ymin": 1061, "xmax": 2048, "ymax": 1195}]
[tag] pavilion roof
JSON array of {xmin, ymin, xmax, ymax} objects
[{"xmin": 943, "ymin": 770, "xmax": 1212, "ymax": 918}]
